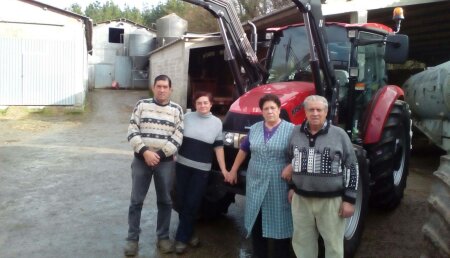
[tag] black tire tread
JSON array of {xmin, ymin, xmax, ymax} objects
[
  {"xmin": 344, "ymin": 150, "xmax": 370, "ymax": 258},
  {"xmin": 366, "ymin": 100, "xmax": 411, "ymax": 210}
]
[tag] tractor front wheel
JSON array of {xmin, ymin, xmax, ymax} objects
[{"xmin": 366, "ymin": 100, "xmax": 411, "ymax": 210}]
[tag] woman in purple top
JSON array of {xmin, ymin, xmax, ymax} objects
[{"xmin": 227, "ymin": 94, "xmax": 294, "ymax": 258}]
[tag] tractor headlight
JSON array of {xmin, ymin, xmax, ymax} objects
[
  {"xmin": 224, "ymin": 132, "xmax": 235, "ymax": 146},
  {"xmin": 223, "ymin": 132, "xmax": 247, "ymax": 149}
]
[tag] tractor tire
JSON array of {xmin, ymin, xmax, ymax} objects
[
  {"xmin": 199, "ymin": 192, "xmax": 235, "ymax": 220},
  {"xmin": 318, "ymin": 147, "xmax": 370, "ymax": 258},
  {"xmin": 171, "ymin": 191, "xmax": 235, "ymax": 220},
  {"xmin": 199, "ymin": 172, "xmax": 235, "ymax": 219},
  {"xmin": 171, "ymin": 172, "xmax": 235, "ymax": 220},
  {"xmin": 421, "ymin": 155, "xmax": 450, "ymax": 258},
  {"xmin": 366, "ymin": 100, "xmax": 411, "ymax": 210},
  {"xmin": 344, "ymin": 148, "xmax": 370, "ymax": 258}
]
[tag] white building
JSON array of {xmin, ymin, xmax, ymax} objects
[{"xmin": 0, "ymin": 0, "xmax": 92, "ymax": 107}]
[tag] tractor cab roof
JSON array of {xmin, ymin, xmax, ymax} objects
[{"xmin": 267, "ymin": 22, "xmax": 393, "ymax": 35}]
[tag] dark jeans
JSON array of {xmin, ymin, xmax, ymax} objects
[
  {"xmin": 175, "ymin": 163, "xmax": 209, "ymax": 243},
  {"xmin": 127, "ymin": 158, "xmax": 175, "ymax": 242},
  {"xmin": 252, "ymin": 211, "xmax": 291, "ymax": 258}
]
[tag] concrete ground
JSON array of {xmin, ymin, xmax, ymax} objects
[{"xmin": 0, "ymin": 89, "xmax": 442, "ymax": 258}]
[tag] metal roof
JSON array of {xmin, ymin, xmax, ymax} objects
[
  {"xmin": 19, "ymin": 0, "xmax": 93, "ymax": 53},
  {"xmin": 149, "ymin": 33, "xmax": 222, "ymax": 55},
  {"xmin": 94, "ymin": 18, "xmax": 157, "ymax": 32}
]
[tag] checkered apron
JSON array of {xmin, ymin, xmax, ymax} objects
[{"xmin": 244, "ymin": 121, "xmax": 294, "ymax": 239}]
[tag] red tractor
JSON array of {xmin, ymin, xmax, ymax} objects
[{"xmin": 182, "ymin": 0, "xmax": 411, "ymax": 256}]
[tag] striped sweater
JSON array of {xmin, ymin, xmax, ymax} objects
[
  {"xmin": 176, "ymin": 111, "xmax": 223, "ymax": 171},
  {"xmin": 127, "ymin": 98, "xmax": 184, "ymax": 161}
]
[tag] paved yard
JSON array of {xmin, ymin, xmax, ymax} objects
[{"xmin": 0, "ymin": 89, "xmax": 441, "ymax": 258}]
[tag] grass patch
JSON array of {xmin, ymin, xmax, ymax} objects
[{"xmin": 0, "ymin": 105, "xmax": 85, "ymax": 119}]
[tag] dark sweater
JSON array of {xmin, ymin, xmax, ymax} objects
[{"xmin": 288, "ymin": 121, "xmax": 359, "ymax": 204}]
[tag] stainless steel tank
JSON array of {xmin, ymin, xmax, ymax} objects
[
  {"xmin": 131, "ymin": 56, "xmax": 148, "ymax": 71},
  {"xmin": 156, "ymin": 13, "xmax": 187, "ymax": 46},
  {"xmin": 128, "ymin": 28, "xmax": 154, "ymax": 57},
  {"xmin": 127, "ymin": 28, "xmax": 155, "ymax": 70}
]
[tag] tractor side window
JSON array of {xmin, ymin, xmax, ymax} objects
[
  {"xmin": 328, "ymin": 42, "xmax": 351, "ymax": 102},
  {"xmin": 356, "ymin": 32, "xmax": 386, "ymax": 105},
  {"xmin": 328, "ymin": 42, "xmax": 350, "ymax": 70},
  {"xmin": 349, "ymin": 31, "xmax": 388, "ymax": 140}
]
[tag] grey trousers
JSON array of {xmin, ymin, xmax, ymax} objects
[{"xmin": 127, "ymin": 157, "xmax": 175, "ymax": 242}]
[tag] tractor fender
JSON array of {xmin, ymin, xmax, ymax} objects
[{"xmin": 362, "ymin": 85, "xmax": 404, "ymax": 144}]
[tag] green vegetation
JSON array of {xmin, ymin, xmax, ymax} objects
[{"xmin": 67, "ymin": 0, "xmax": 292, "ymax": 32}]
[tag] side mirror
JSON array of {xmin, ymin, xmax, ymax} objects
[{"xmin": 385, "ymin": 34, "xmax": 409, "ymax": 64}]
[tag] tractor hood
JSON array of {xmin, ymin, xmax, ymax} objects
[{"xmin": 224, "ymin": 81, "xmax": 315, "ymax": 132}]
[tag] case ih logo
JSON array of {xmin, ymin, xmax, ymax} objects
[{"xmin": 292, "ymin": 103, "xmax": 304, "ymax": 115}]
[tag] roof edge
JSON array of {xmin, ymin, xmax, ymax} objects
[{"xmin": 21, "ymin": 0, "xmax": 93, "ymax": 52}]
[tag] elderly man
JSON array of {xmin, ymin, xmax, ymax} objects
[
  {"xmin": 284, "ymin": 95, "xmax": 358, "ymax": 258},
  {"xmin": 124, "ymin": 74, "xmax": 184, "ymax": 256}
]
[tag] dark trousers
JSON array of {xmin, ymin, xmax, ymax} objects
[
  {"xmin": 175, "ymin": 163, "xmax": 209, "ymax": 243},
  {"xmin": 252, "ymin": 211, "xmax": 291, "ymax": 258},
  {"xmin": 127, "ymin": 158, "xmax": 174, "ymax": 241}
]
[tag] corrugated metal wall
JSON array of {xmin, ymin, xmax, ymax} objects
[
  {"xmin": 0, "ymin": 38, "xmax": 22, "ymax": 104},
  {"xmin": 0, "ymin": 37, "xmax": 81, "ymax": 106}
]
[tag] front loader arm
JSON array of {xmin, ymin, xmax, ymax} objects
[
  {"xmin": 291, "ymin": 0, "xmax": 339, "ymax": 123},
  {"xmin": 183, "ymin": 0, "xmax": 266, "ymax": 96}
]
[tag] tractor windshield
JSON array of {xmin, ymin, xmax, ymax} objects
[{"xmin": 266, "ymin": 24, "xmax": 350, "ymax": 84}]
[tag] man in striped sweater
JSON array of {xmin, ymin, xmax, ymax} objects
[{"xmin": 124, "ymin": 75, "xmax": 184, "ymax": 256}]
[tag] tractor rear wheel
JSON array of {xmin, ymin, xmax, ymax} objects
[{"xmin": 366, "ymin": 100, "xmax": 411, "ymax": 210}]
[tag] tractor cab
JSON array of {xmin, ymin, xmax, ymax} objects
[{"xmin": 263, "ymin": 22, "xmax": 408, "ymax": 142}]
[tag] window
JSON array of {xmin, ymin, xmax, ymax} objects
[
  {"xmin": 109, "ymin": 28, "xmax": 124, "ymax": 43},
  {"xmin": 356, "ymin": 31, "xmax": 387, "ymax": 105}
]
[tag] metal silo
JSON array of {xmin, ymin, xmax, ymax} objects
[
  {"xmin": 128, "ymin": 28, "xmax": 154, "ymax": 57},
  {"xmin": 127, "ymin": 28, "xmax": 155, "ymax": 89},
  {"xmin": 156, "ymin": 13, "xmax": 187, "ymax": 47}
]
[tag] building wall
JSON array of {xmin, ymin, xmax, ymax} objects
[
  {"xmin": 150, "ymin": 40, "xmax": 188, "ymax": 108},
  {"xmin": 0, "ymin": 0, "xmax": 88, "ymax": 106}
]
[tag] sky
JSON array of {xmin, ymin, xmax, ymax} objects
[{"xmin": 38, "ymin": 0, "xmax": 166, "ymax": 11}]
